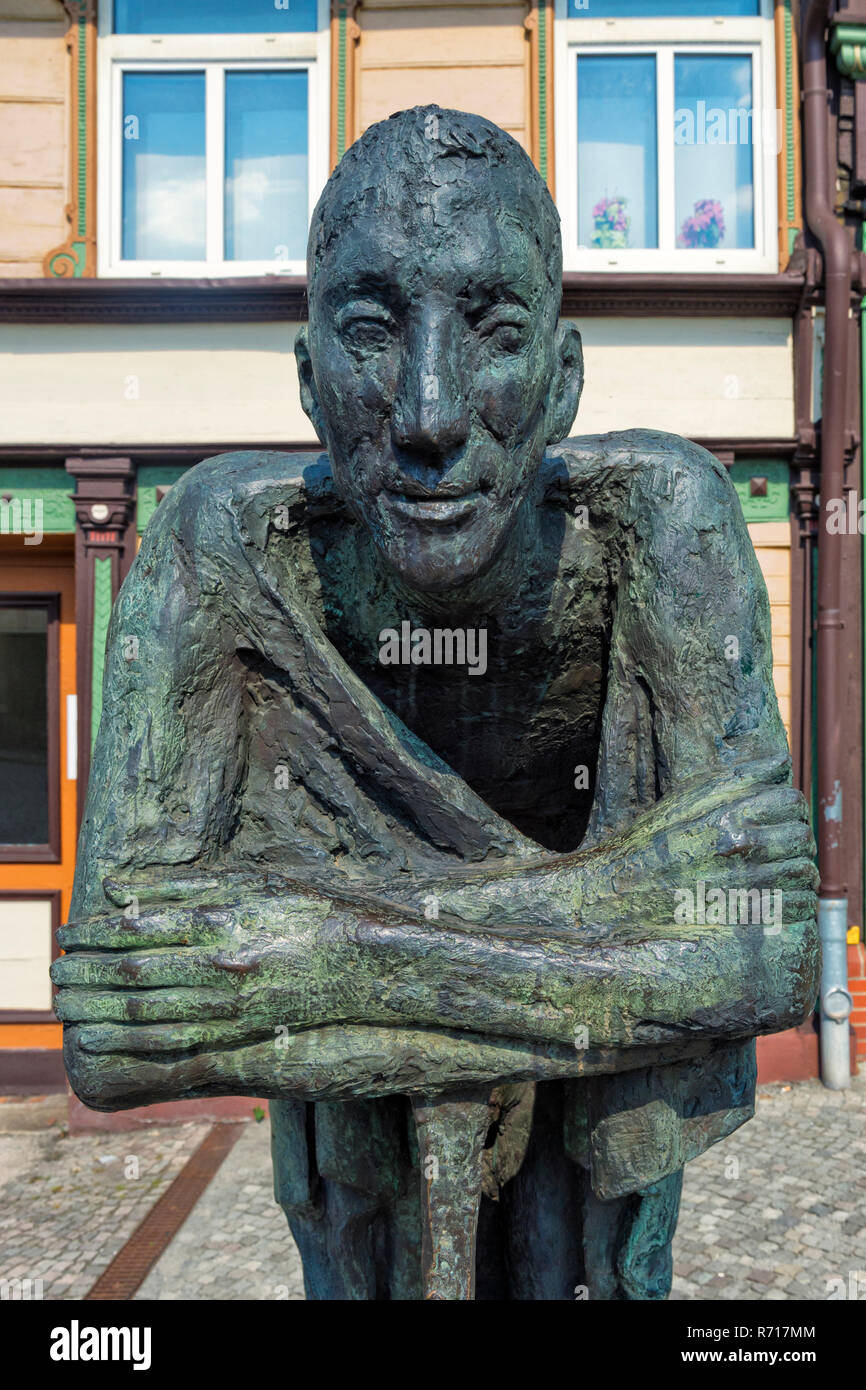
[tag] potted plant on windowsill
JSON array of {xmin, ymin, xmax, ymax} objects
[
  {"xmin": 591, "ymin": 194, "xmax": 630, "ymax": 250},
  {"xmin": 678, "ymin": 199, "xmax": 726, "ymax": 249}
]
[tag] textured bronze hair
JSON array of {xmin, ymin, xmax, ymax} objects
[{"xmin": 308, "ymin": 105, "xmax": 562, "ymax": 306}]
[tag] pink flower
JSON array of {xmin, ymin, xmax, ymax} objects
[{"xmin": 678, "ymin": 198, "xmax": 725, "ymax": 249}]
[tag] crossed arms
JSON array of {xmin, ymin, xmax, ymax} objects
[{"xmin": 52, "ymin": 443, "xmax": 819, "ymax": 1109}]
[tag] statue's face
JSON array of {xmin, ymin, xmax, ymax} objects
[{"xmin": 301, "ymin": 176, "xmax": 579, "ymax": 592}]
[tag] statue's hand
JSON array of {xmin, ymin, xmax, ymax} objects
[
  {"xmin": 51, "ymin": 888, "xmax": 326, "ymax": 1107},
  {"xmin": 579, "ymin": 759, "xmax": 818, "ymax": 939}
]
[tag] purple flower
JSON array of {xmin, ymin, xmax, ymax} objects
[{"xmin": 678, "ymin": 198, "xmax": 726, "ymax": 249}]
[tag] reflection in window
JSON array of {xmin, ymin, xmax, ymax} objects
[
  {"xmin": 577, "ymin": 55, "xmax": 657, "ymax": 250},
  {"xmin": 225, "ymin": 71, "xmax": 309, "ymax": 262},
  {"xmin": 569, "ymin": 1, "xmax": 759, "ymax": 15},
  {"xmin": 674, "ymin": 55, "xmax": 754, "ymax": 249},
  {"xmin": 122, "ymin": 72, "xmax": 206, "ymax": 261},
  {"xmin": 0, "ymin": 606, "xmax": 48, "ymax": 845},
  {"xmin": 115, "ymin": 0, "xmax": 319, "ymax": 34}
]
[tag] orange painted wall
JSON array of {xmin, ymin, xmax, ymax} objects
[{"xmin": 0, "ymin": 535, "xmax": 75, "ymax": 1048}]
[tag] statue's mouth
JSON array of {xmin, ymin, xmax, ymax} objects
[{"xmin": 385, "ymin": 488, "xmax": 482, "ymax": 527}]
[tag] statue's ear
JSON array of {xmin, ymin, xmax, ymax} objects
[
  {"xmin": 545, "ymin": 322, "xmax": 584, "ymax": 446},
  {"xmin": 294, "ymin": 326, "xmax": 327, "ymax": 445}
]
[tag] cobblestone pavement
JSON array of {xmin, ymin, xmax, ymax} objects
[
  {"xmin": 134, "ymin": 1117, "xmax": 303, "ymax": 1301},
  {"xmin": 0, "ymin": 1098, "xmax": 209, "ymax": 1300},
  {"xmin": 136, "ymin": 1074, "xmax": 866, "ymax": 1301},
  {"xmin": 671, "ymin": 1074, "xmax": 866, "ymax": 1301},
  {"xmin": 2, "ymin": 1075, "xmax": 865, "ymax": 1301}
]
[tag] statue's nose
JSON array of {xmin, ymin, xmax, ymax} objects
[{"xmin": 391, "ymin": 308, "xmax": 469, "ymax": 461}]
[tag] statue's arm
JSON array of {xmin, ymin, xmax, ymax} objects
[
  {"xmin": 53, "ymin": 770, "xmax": 816, "ymax": 1109},
  {"xmin": 69, "ymin": 460, "xmax": 250, "ymax": 925}
]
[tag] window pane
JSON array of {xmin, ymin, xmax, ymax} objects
[
  {"xmin": 0, "ymin": 607, "xmax": 48, "ymax": 845},
  {"xmin": 577, "ymin": 55, "xmax": 657, "ymax": 250},
  {"xmin": 569, "ymin": 1, "xmax": 759, "ymax": 15},
  {"xmin": 674, "ymin": 55, "xmax": 755, "ymax": 250},
  {"xmin": 115, "ymin": 0, "xmax": 318, "ymax": 34},
  {"xmin": 225, "ymin": 70, "xmax": 309, "ymax": 262},
  {"xmin": 122, "ymin": 72, "xmax": 206, "ymax": 261}
]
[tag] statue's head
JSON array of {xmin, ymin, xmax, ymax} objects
[{"xmin": 296, "ymin": 106, "xmax": 583, "ymax": 593}]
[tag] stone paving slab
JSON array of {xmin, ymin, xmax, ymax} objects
[
  {"xmin": 0, "ymin": 1113, "xmax": 209, "ymax": 1300},
  {"xmin": 134, "ymin": 1117, "xmax": 303, "ymax": 1301}
]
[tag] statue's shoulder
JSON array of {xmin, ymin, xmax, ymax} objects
[
  {"xmin": 139, "ymin": 448, "xmax": 336, "ymax": 546},
  {"xmin": 545, "ymin": 428, "xmax": 736, "ymax": 525}
]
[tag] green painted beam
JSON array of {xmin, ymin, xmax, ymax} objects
[
  {"xmin": 0, "ymin": 467, "xmax": 76, "ymax": 533},
  {"xmin": 729, "ymin": 460, "xmax": 791, "ymax": 524},
  {"xmin": 91, "ymin": 556, "xmax": 113, "ymax": 750},
  {"xmin": 831, "ymin": 23, "xmax": 866, "ymax": 79}
]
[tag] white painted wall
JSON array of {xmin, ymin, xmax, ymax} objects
[
  {"xmin": 569, "ymin": 317, "xmax": 794, "ymax": 440},
  {"xmin": 0, "ymin": 898, "xmax": 53, "ymax": 1011},
  {"xmin": 0, "ymin": 321, "xmax": 318, "ymax": 446},
  {"xmin": 0, "ymin": 315, "xmax": 793, "ymax": 446}
]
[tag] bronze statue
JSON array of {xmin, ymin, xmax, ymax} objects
[{"xmin": 53, "ymin": 108, "xmax": 818, "ymax": 1300}]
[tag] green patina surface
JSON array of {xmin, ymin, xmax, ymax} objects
[
  {"xmin": 55, "ymin": 107, "xmax": 818, "ymax": 1303},
  {"xmin": 136, "ymin": 466, "xmax": 191, "ymax": 534}
]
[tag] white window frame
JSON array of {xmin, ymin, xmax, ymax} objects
[
  {"xmin": 554, "ymin": 0, "xmax": 778, "ymax": 273},
  {"xmin": 97, "ymin": 0, "xmax": 330, "ymax": 277}
]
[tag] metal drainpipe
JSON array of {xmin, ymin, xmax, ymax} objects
[{"xmin": 803, "ymin": 0, "xmax": 853, "ymax": 1088}]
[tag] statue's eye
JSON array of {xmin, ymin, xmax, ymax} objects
[
  {"xmin": 489, "ymin": 323, "xmax": 526, "ymax": 353},
  {"xmin": 342, "ymin": 317, "xmax": 394, "ymax": 354},
  {"xmin": 476, "ymin": 313, "xmax": 530, "ymax": 355}
]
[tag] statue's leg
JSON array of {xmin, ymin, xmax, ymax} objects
[
  {"xmin": 582, "ymin": 1167, "xmax": 684, "ymax": 1301},
  {"xmin": 282, "ymin": 1177, "xmax": 382, "ymax": 1300},
  {"xmin": 500, "ymin": 1081, "xmax": 586, "ymax": 1300},
  {"xmin": 270, "ymin": 1095, "xmax": 421, "ymax": 1301},
  {"xmin": 615, "ymin": 1168, "xmax": 684, "ymax": 1300}
]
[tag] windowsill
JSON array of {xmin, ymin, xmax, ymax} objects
[
  {"xmin": 560, "ymin": 268, "xmax": 805, "ymax": 317},
  {"xmin": 0, "ymin": 270, "xmax": 807, "ymax": 323}
]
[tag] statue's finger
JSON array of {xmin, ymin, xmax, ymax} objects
[
  {"xmin": 718, "ymin": 819, "xmax": 814, "ymax": 863},
  {"xmin": 715, "ymin": 785, "xmax": 803, "ymax": 834},
  {"xmin": 102, "ymin": 871, "xmax": 262, "ymax": 909},
  {"xmin": 745, "ymin": 856, "xmax": 819, "ymax": 893},
  {"xmin": 54, "ymin": 987, "xmax": 236, "ymax": 1024},
  {"xmin": 670, "ymin": 755, "xmax": 793, "ymax": 813},
  {"xmin": 75, "ymin": 1019, "xmax": 271, "ymax": 1053},
  {"xmin": 740, "ymin": 785, "xmax": 810, "ymax": 826},
  {"xmin": 51, "ymin": 949, "xmax": 231, "ymax": 990},
  {"xmin": 57, "ymin": 909, "xmax": 227, "ymax": 952}
]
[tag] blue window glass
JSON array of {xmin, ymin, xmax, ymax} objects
[
  {"xmin": 115, "ymin": 0, "xmax": 319, "ymax": 35},
  {"xmin": 674, "ymin": 54, "xmax": 755, "ymax": 249},
  {"xmin": 569, "ymin": 1, "xmax": 759, "ymax": 15},
  {"xmin": 225, "ymin": 71, "xmax": 309, "ymax": 261},
  {"xmin": 577, "ymin": 54, "xmax": 657, "ymax": 250},
  {"xmin": 122, "ymin": 72, "xmax": 206, "ymax": 261}
]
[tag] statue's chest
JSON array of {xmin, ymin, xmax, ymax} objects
[
  {"xmin": 354, "ymin": 601, "xmax": 610, "ymax": 853},
  {"xmin": 280, "ymin": 514, "xmax": 615, "ymax": 851}
]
